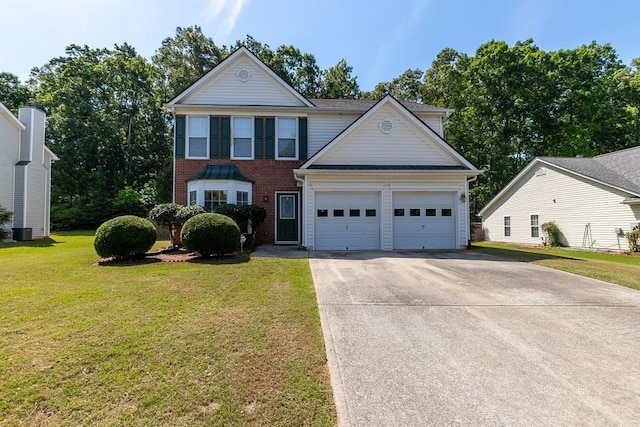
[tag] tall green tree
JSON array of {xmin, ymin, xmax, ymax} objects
[
  {"xmin": 152, "ymin": 26, "xmax": 223, "ymax": 101},
  {"xmin": 363, "ymin": 68, "xmax": 424, "ymax": 102},
  {"xmin": 319, "ymin": 59, "xmax": 360, "ymax": 99},
  {"xmin": 31, "ymin": 44, "xmax": 171, "ymax": 226},
  {"xmin": 0, "ymin": 72, "xmax": 32, "ymax": 114}
]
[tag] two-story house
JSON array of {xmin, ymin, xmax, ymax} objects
[
  {"xmin": 0, "ymin": 102, "xmax": 58, "ymax": 240},
  {"xmin": 166, "ymin": 47, "xmax": 480, "ymax": 250}
]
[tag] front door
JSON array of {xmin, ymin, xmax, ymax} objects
[{"xmin": 276, "ymin": 193, "xmax": 299, "ymax": 243}]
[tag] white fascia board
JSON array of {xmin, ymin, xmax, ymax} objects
[
  {"xmin": 477, "ymin": 159, "xmax": 541, "ymax": 217},
  {"xmin": 44, "ymin": 145, "xmax": 59, "ymax": 161}
]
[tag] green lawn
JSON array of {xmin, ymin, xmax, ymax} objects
[
  {"xmin": 472, "ymin": 241, "xmax": 640, "ymax": 290},
  {"xmin": 0, "ymin": 232, "xmax": 336, "ymax": 426}
]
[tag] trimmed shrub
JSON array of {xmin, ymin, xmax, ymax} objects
[
  {"xmin": 541, "ymin": 221, "xmax": 563, "ymax": 247},
  {"xmin": 176, "ymin": 204, "xmax": 206, "ymax": 223},
  {"xmin": 626, "ymin": 227, "xmax": 640, "ymax": 252},
  {"xmin": 181, "ymin": 213, "xmax": 240, "ymax": 257},
  {"xmin": 94, "ymin": 215, "xmax": 157, "ymax": 260},
  {"xmin": 0, "ymin": 206, "xmax": 12, "ymax": 239}
]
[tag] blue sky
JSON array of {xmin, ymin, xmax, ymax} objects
[{"xmin": 1, "ymin": 0, "xmax": 639, "ymax": 92}]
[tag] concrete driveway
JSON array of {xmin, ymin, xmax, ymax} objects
[{"xmin": 309, "ymin": 250, "xmax": 640, "ymax": 426}]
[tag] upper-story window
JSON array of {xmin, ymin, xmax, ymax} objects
[
  {"xmin": 277, "ymin": 117, "xmax": 297, "ymax": 159},
  {"xmin": 188, "ymin": 116, "xmax": 208, "ymax": 158},
  {"xmin": 232, "ymin": 117, "xmax": 253, "ymax": 159}
]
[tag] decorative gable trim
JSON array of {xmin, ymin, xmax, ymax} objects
[
  {"xmin": 165, "ymin": 47, "xmax": 314, "ymax": 108},
  {"xmin": 298, "ymin": 95, "xmax": 478, "ymax": 171}
]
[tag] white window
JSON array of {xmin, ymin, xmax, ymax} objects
[
  {"xmin": 504, "ymin": 216, "xmax": 511, "ymax": 237},
  {"xmin": 531, "ymin": 214, "xmax": 539, "ymax": 238},
  {"xmin": 277, "ymin": 117, "xmax": 297, "ymax": 159},
  {"xmin": 204, "ymin": 190, "xmax": 227, "ymax": 211},
  {"xmin": 188, "ymin": 116, "xmax": 208, "ymax": 158},
  {"xmin": 232, "ymin": 117, "xmax": 253, "ymax": 159},
  {"xmin": 237, "ymin": 191, "xmax": 249, "ymax": 206},
  {"xmin": 189, "ymin": 191, "xmax": 197, "ymax": 206}
]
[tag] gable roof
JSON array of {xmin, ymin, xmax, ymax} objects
[
  {"xmin": 479, "ymin": 146, "xmax": 640, "ymax": 216},
  {"xmin": 297, "ymin": 95, "xmax": 478, "ymax": 173},
  {"xmin": 165, "ymin": 47, "xmax": 314, "ymax": 108},
  {"xmin": 0, "ymin": 101, "xmax": 26, "ymax": 130},
  {"xmin": 309, "ymin": 98, "xmax": 454, "ymax": 115}
]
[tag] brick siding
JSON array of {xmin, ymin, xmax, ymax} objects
[{"xmin": 175, "ymin": 158, "xmax": 304, "ymax": 244}]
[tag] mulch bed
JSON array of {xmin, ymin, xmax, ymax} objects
[{"xmin": 97, "ymin": 247, "xmax": 251, "ymax": 265}]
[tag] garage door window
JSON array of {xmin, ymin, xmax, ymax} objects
[
  {"xmin": 425, "ymin": 209, "xmax": 436, "ymax": 216},
  {"xmin": 366, "ymin": 209, "xmax": 376, "ymax": 217},
  {"xmin": 410, "ymin": 208, "xmax": 420, "ymax": 216},
  {"xmin": 317, "ymin": 209, "xmax": 328, "ymax": 217},
  {"xmin": 349, "ymin": 209, "xmax": 360, "ymax": 217},
  {"xmin": 334, "ymin": 209, "xmax": 344, "ymax": 217},
  {"xmin": 441, "ymin": 209, "xmax": 452, "ymax": 216},
  {"xmin": 394, "ymin": 209, "xmax": 404, "ymax": 216}
]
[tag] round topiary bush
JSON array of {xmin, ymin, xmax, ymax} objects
[
  {"xmin": 94, "ymin": 215, "xmax": 157, "ymax": 260},
  {"xmin": 181, "ymin": 213, "xmax": 240, "ymax": 257}
]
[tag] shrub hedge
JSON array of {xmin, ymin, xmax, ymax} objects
[
  {"xmin": 181, "ymin": 213, "xmax": 240, "ymax": 257},
  {"xmin": 94, "ymin": 215, "xmax": 157, "ymax": 260}
]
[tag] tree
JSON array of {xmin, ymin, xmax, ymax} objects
[
  {"xmin": 363, "ymin": 68, "xmax": 424, "ymax": 102},
  {"xmin": 320, "ymin": 59, "xmax": 360, "ymax": 99},
  {"xmin": 31, "ymin": 44, "xmax": 171, "ymax": 228},
  {"xmin": 0, "ymin": 72, "xmax": 32, "ymax": 113},
  {"xmin": 152, "ymin": 26, "xmax": 224, "ymax": 101}
]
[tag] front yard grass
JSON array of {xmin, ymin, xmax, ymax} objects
[
  {"xmin": 0, "ymin": 232, "xmax": 335, "ymax": 425},
  {"xmin": 472, "ymin": 241, "xmax": 640, "ymax": 290}
]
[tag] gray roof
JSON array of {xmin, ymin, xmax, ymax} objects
[
  {"xmin": 308, "ymin": 98, "xmax": 450, "ymax": 113},
  {"xmin": 188, "ymin": 164, "xmax": 253, "ymax": 182},
  {"xmin": 540, "ymin": 145, "xmax": 640, "ymax": 195}
]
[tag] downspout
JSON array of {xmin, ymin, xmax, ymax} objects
[
  {"xmin": 294, "ymin": 173, "xmax": 306, "ymax": 249},
  {"xmin": 170, "ymin": 106, "xmax": 176, "ymax": 203},
  {"xmin": 466, "ymin": 175, "xmax": 479, "ymax": 247}
]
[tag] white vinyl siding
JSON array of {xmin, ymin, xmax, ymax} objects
[
  {"xmin": 0, "ymin": 112, "xmax": 20, "ymax": 221},
  {"xmin": 187, "ymin": 116, "xmax": 208, "ymax": 159},
  {"xmin": 314, "ymin": 104, "xmax": 458, "ymax": 166},
  {"xmin": 482, "ymin": 164, "xmax": 640, "ymax": 251},
  {"xmin": 307, "ymin": 114, "xmax": 359, "ymax": 157},
  {"xmin": 181, "ymin": 58, "xmax": 309, "ymax": 107}
]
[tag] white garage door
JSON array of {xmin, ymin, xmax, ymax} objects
[
  {"xmin": 315, "ymin": 192, "xmax": 380, "ymax": 250},
  {"xmin": 393, "ymin": 192, "xmax": 456, "ymax": 249}
]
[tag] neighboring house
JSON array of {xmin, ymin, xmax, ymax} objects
[
  {"xmin": 0, "ymin": 102, "xmax": 58, "ymax": 240},
  {"xmin": 166, "ymin": 47, "xmax": 481, "ymax": 250},
  {"xmin": 479, "ymin": 147, "xmax": 640, "ymax": 251}
]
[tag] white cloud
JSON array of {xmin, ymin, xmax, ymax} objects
[{"xmin": 203, "ymin": 0, "xmax": 249, "ymax": 40}]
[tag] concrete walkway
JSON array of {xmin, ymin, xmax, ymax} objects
[{"xmin": 309, "ymin": 250, "xmax": 640, "ymax": 426}]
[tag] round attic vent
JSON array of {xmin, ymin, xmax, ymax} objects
[
  {"xmin": 237, "ymin": 68, "xmax": 251, "ymax": 82},
  {"xmin": 378, "ymin": 118, "xmax": 394, "ymax": 134}
]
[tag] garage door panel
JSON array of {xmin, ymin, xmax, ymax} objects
[
  {"xmin": 315, "ymin": 192, "xmax": 380, "ymax": 250},
  {"xmin": 393, "ymin": 192, "xmax": 456, "ymax": 250}
]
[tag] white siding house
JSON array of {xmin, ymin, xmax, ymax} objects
[
  {"xmin": 0, "ymin": 102, "xmax": 58, "ymax": 240},
  {"xmin": 479, "ymin": 148, "xmax": 640, "ymax": 251},
  {"xmin": 166, "ymin": 47, "xmax": 481, "ymax": 249}
]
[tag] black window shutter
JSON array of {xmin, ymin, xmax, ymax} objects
[
  {"xmin": 254, "ymin": 118, "xmax": 264, "ymax": 159},
  {"xmin": 221, "ymin": 117, "xmax": 231, "ymax": 158},
  {"xmin": 210, "ymin": 117, "xmax": 219, "ymax": 158},
  {"xmin": 265, "ymin": 118, "xmax": 275, "ymax": 159},
  {"xmin": 175, "ymin": 115, "xmax": 185, "ymax": 158},
  {"xmin": 299, "ymin": 117, "xmax": 308, "ymax": 160}
]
